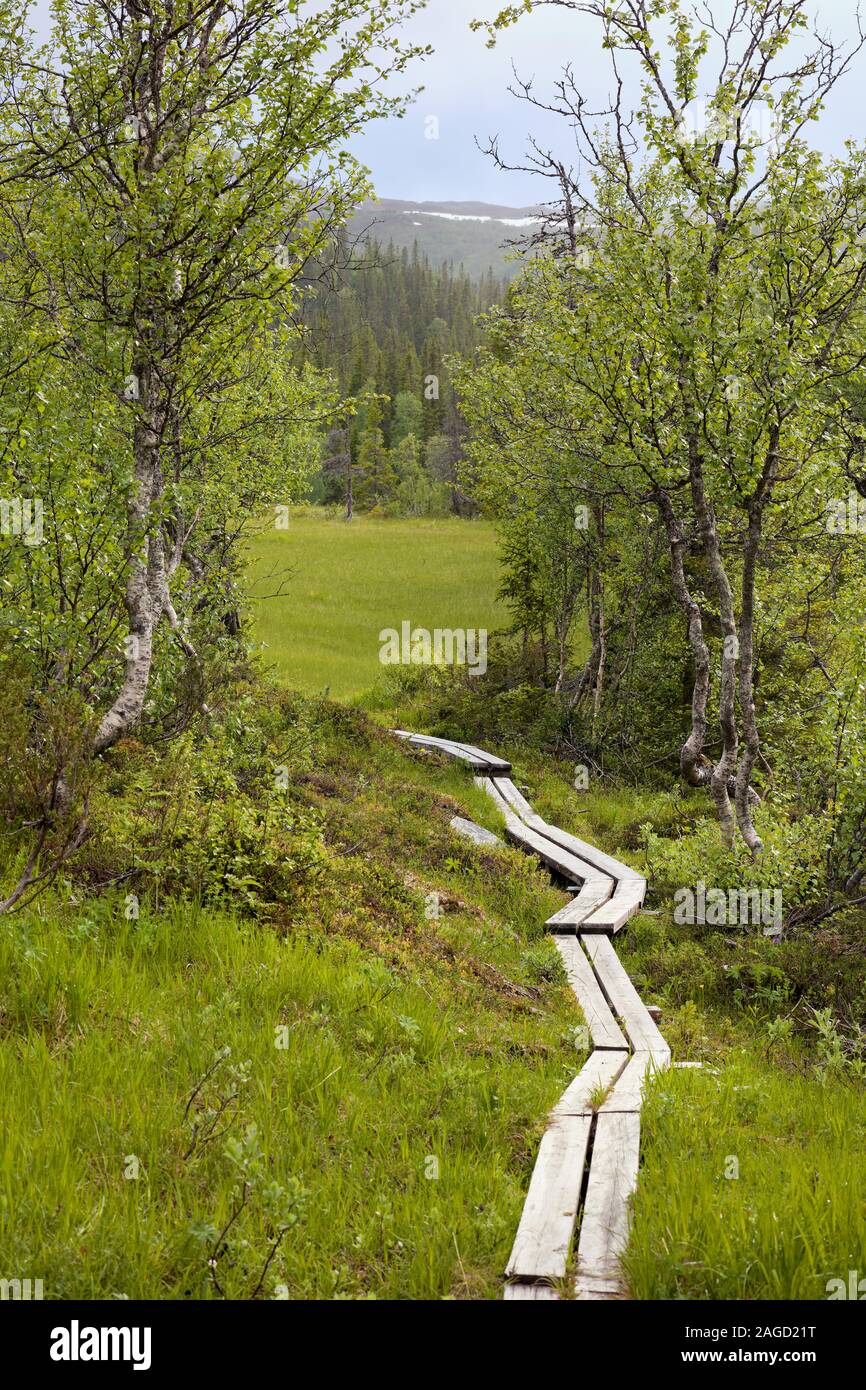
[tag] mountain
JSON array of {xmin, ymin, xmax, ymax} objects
[{"xmin": 346, "ymin": 198, "xmax": 543, "ymax": 280}]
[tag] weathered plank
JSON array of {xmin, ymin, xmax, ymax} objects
[
  {"xmin": 480, "ymin": 779, "xmax": 539, "ymax": 846},
  {"xmin": 449, "ymin": 815, "xmax": 503, "ymax": 847},
  {"xmin": 574, "ymin": 1111, "xmax": 641, "ymax": 1298},
  {"xmin": 393, "ymin": 729, "xmax": 479, "ymax": 761},
  {"xmin": 528, "ymin": 818, "xmax": 645, "ymax": 885},
  {"xmin": 503, "ymin": 1282, "xmax": 560, "ymax": 1301},
  {"xmin": 392, "ymin": 731, "xmax": 511, "ymax": 773},
  {"xmin": 505, "ymin": 1115, "xmax": 593, "ymax": 1282},
  {"xmin": 521, "ymin": 827, "xmax": 607, "ymax": 887},
  {"xmin": 397, "ymin": 737, "xmax": 492, "ymax": 772},
  {"xmin": 580, "ymin": 878, "xmax": 647, "ymax": 935},
  {"xmin": 449, "ymin": 738, "xmax": 514, "ymax": 771},
  {"xmin": 489, "ymin": 776, "xmax": 645, "ymax": 888},
  {"xmin": 554, "ymin": 936, "xmax": 628, "ymax": 1050},
  {"xmin": 489, "ymin": 776, "xmax": 548, "ymax": 829},
  {"xmin": 552, "ymin": 1047, "xmax": 630, "ymax": 1117},
  {"xmin": 598, "ymin": 1050, "xmax": 669, "ymax": 1113},
  {"xmin": 581, "ymin": 934, "xmax": 669, "ymax": 1055},
  {"xmin": 545, "ymin": 878, "xmax": 615, "ymax": 931},
  {"xmin": 573, "ymin": 1272, "xmax": 630, "ymax": 1300},
  {"xmin": 481, "ymin": 781, "xmax": 608, "ymax": 886}
]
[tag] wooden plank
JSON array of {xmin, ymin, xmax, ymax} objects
[
  {"xmin": 449, "ymin": 815, "xmax": 503, "ymax": 848},
  {"xmin": 394, "ymin": 733, "xmax": 492, "ymax": 771},
  {"xmin": 546, "ymin": 879, "xmax": 615, "ymax": 931},
  {"xmin": 527, "ymin": 818, "xmax": 645, "ymax": 885},
  {"xmin": 503, "ymin": 1282, "xmax": 560, "ymax": 1301},
  {"xmin": 489, "ymin": 777, "xmax": 645, "ymax": 889},
  {"xmin": 480, "ymin": 781, "xmax": 542, "ymax": 848},
  {"xmin": 580, "ymin": 879, "xmax": 647, "ymax": 935},
  {"xmin": 447, "ymin": 738, "xmax": 513, "ymax": 772},
  {"xmin": 483, "ymin": 778, "xmax": 619, "ymax": 884},
  {"xmin": 574, "ymin": 1272, "xmax": 629, "ymax": 1300},
  {"xmin": 553, "ymin": 936, "xmax": 628, "ymax": 1050},
  {"xmin": 393, "ymin": 730, "xmax": 469, "ymax": 757},
  {"xmin": 481, "ymin": 782, "xmax": 610, "ymax": 886},
  {"xmin": 552, "ymin": 1048, "xmax": 630, "ymax": 1117},
  {"xmin": 574, "ymin": 1111, "xmax": 641, "ymax": 1298},
  {"xmin": 581, "ymin": 934, "xmax": 669, "ymax": 1055},
  {"xmin": 520, "ymin": 826, "xmax": 607, "ymax": 887},
  {"xmin": 489, "ymin": 776, "xmax": 548, "ymax": 829},
  {"xmin": 480, "ymin": 775, "xmax": 525, "ymax": 822},
  {"xmin": 598, "ymin": 1050, "xmax": 669, "ymax": 1113},
  {"xmin": 392, "ymin": 731, "xmax": 511, "ymax": 773},
  {"xmin": 505, "ymin": 1115, "xmax": 592, "ymax": 1282}
]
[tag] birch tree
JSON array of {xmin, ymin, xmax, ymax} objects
[
  {"xmin": 0, "ymin": 0, "xmax": 426, "ymax": 908},
  {"xmin": 475, "ymin": 0, "xmax": 866, "ymax": 856}
]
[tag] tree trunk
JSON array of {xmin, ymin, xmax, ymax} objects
[
  {"xmin": 93, "ymin": 365, "xmax": 165, "ymax": 756},
  {"xmin": 345, "ymin": 429, "xmax": 354, "ymax": 521},
  {"xmin": 735, "ymin": 434, "xmax": 778, "ymax": 858},
  {"xmin": 654, "ymin": 487, "xmax": 712, "ymax": 788},
  {"xmin": 690, "ymin": 447, "xmax": 739, "ymax": 846}
]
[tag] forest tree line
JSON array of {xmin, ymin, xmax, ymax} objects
[{"xmin": 298, "ymin": 240, "xmax": 506, "ymax": 517}]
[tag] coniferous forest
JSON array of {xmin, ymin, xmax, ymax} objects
[{"xmin": 299, "ymin": 240, "xmax": 505, "ymax": 516}]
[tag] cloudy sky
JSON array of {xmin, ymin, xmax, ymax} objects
[
  {"xmin": 27, "ymin": 0, "xmax": 866, "ymax": 207},
  {"xmin": 349, "ymin": 0, "xmax": 866, "ymax": 207}
]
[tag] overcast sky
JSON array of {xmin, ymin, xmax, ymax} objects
[
  {"xmin": 349, "ymin": 0, "xmax": 866, "ymax": 206},
  {"xmin": 28, "ymin": 0, "xmax": 866, "ymax": 207}
]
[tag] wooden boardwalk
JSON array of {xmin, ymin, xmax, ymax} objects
[{"xmin": 397, "ymin": 731, "xmax": 669, "ymax": 1301}]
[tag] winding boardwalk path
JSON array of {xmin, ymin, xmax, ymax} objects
[{"xmin": 395, "ymin": 731, "xmax": 670, "ymax": 1301}]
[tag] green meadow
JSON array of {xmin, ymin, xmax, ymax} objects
[{"xmin": 246, "ymin": 509, "xmax": 506, "ymax": 702}]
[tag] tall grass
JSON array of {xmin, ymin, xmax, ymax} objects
[
  {"xmin": 246, "ymin": 509, "xmax": 505, "ymax": 702},
  {"xmin": 627, "ymin": 1051, "xmax": 866, "ymax": 1300}
]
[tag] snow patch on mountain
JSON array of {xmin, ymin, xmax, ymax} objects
[{"xmin": 402, "ymin": 210, "xmax": 541, "ymax": 228}]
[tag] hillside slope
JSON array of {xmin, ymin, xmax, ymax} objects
[
  {"xmin": 0, "ymin": 702, "xmax": 581, "ymax": 1300},
  {"xmin": 346, "ymin": 198, "xmax": 542, "ymax": 279}
]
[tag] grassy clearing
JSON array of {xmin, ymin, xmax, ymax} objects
[
  {"xmin": 0, "ymin": 707, "xmax": 584, "ymax": 1300},
  {"xmin": 246, "ymin": 509, "xmax": 506, "ymax": 702}
]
